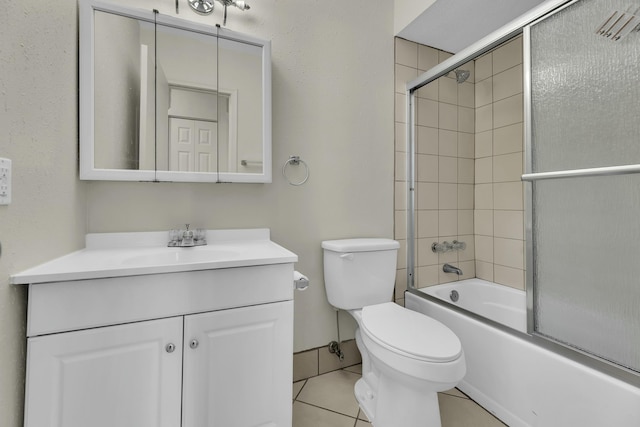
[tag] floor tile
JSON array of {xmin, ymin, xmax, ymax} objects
[
  {"xmin": 439, "ymin": 393, "xmax": 507, "ymax": 427},
  {"xmin": 355, "ymin": 420, "xmax": 372, "ymax": 426},
  {"xmin": 293, "ymin": 380, "xmax": 306, "ymax": 400},
  {"xmin": 292, "ymin": 401, "xmax": 356, "ymax": 427},
  {"xmin": 319, "ymin": 339, "xmax": 362, "ymax": 374},
  {"xmin": 343, "ymin": 363, "xmax": 362, "ymax": 375},
  {"xmin": 296, "ymin": 370, "xmax": 361, "ymax": 417},
  {"xmin": 357, "ymin": 409, "xmax": 369, "ymax": 422},
  {"xmin": 440, "ymin": 387, "xmax": 468, "ymax": 399}
]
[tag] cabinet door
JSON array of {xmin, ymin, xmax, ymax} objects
[
  {"xmin": 25, "ymin": 317, "xmax": 183, "ymax": 427},
  {"xmin": 182, "ymin": 301, "xmax": 293, "ymax": 427}
]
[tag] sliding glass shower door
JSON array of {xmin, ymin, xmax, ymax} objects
[{"xmin": 526, "ymin": 0, "xmax": 640, "ymax": 373}]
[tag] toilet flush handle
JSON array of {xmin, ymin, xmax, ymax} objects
[{"xmin": 340, "ymin": 253, "xmax": 354, "ymax": 261}]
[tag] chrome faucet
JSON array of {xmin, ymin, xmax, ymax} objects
[
  {"xmin": 168, "ymin": 225, "xmax": 207, "ymax": 247},
  {"xmin": 443, "ymin": 263, "xmax": 462, "ymax": 276}
]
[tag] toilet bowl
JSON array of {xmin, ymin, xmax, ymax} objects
[{"xmin": 322, "ymin": 238, "xmax": 466, "ymax": 427}]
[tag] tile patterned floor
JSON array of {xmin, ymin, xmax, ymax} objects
[{"xmin": 292, "ymin": 364, "xmax": 507, "ymax": 427}]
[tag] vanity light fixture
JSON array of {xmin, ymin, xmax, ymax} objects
[
  {"xmin": 188, "ymin": 0, "xmax": 214, "ymax": 15},
  {"xmin": 187, "ymin": 0, "xmax": 250, "ymax": 25}
]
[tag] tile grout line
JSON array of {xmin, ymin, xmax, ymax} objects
[{"xmin": 294, "ymin": 400, "xmax": 359, "ymax": 421}]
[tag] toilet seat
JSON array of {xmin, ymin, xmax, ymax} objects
[{"xmin": 360, "ymin": 302, "xmax": 462, "ymax": 363}]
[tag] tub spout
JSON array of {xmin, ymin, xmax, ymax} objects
[{"xmin": 443, "ymin": 263, "xmax": 462, "ymax": 276}]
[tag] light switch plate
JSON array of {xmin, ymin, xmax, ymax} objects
[{"xmin": 0, "ymin": 158, "xmax": 12, "ymax": 205}]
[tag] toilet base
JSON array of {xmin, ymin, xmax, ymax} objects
[{"xmin": 354, "ymin": 368, "xmax": 442, "ymax": 427}]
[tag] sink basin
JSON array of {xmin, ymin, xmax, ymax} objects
[
  {"xmin": 10, "ymin": 229, "xmax": 299, "ymax": 284},
  {"xmin": 121, "ymin": 247, "xmax": 240, "ymax": 266}
]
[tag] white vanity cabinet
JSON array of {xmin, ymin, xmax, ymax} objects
[
  {"xmin": 25, "ymin": 317, "xmax": 184, "ymax": 427},
  {"xmin": 13, "ymin": 229, "xmax": 298, "ymax": 427},
  {"xmin": 182, "ymin": 301, "xmax": 293, "ymax": 426}
]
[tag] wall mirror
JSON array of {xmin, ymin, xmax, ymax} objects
[{"xmin": 79, "ymin": 0, "xmax": 271, "ymax": 183}]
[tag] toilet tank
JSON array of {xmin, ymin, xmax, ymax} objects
[{"xmin": 322, "ymin": 238, "xmax": 400, "ymax": 310}]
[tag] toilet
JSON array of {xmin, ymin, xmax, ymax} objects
[{"xmin": 322, "ymin": 238, "xmax": 466, "ymax": 427}]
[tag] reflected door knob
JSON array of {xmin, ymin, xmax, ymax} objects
[
  {"xmin": 165, "ymin": 343, "xmax": 176, "ymax": 353},
  {"xmin": 190, "ymin": 339, "xmax": 199, "ymax": 349}
]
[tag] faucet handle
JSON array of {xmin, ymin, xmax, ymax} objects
[{"xmin": 185, "ymin": 224, "xmax": 190, "ymax": 231}]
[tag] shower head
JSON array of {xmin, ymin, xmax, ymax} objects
[{"xmin": 454, "ymin": 69, "xmax": 470, "ymax": 84}]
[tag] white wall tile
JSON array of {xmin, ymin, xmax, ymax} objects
[
  {"xmin": 475, "ymin": 53, "xmax": 493, "ymax": 82},
  {"xmin": 475, "ymin": 235, "xmax": 494, "ymax": 263},
  {"xmin": 395, "ymin": 181, "xmax": 407, "ymax": 210},
  {"xmin": 474, "ymin": 209, "xmax": 493, "ymax": 236},
  {"xmin": 494, "ymin": 265, "xmax": 525, "ymax": 290},
  {"xmin": 418, "ymin": 45, "xmax": 439, "ymax": 71},
  {"xmin": 416, "ymin": 97, "xmax": 438, "ymax": 127},
  {"xmin": 417, "ymin": 126, "xmax": 438, "ymax": 155},
  {"xmin": 458, "ymin": 159, "xmax": 474, "ymax": 184},
  {"xmin": 439, "ymin": 129, "xmax": 457, "ymax": 157},
  {"xmin": 475, "ymin": 183, "xmax": 493, "ymax": 210},
  {"xmin": 395, "ymin": 93, "xmax": 407, "ymax": 124},
  {"xmin": 493, "ymin": 94, "xmax": 523, "ymax": 128},
  {"xmin": 439, "ymin": 76, "xmax": 458, "ymax": 105},
  {"xmin": 475, "ymin": 77, "xmax": 493, "ymax": 107},
  {"xmin": 439, "ymin": 156, "xmax": 458, "ymax": 183},
  {"xmin": 475, "ymin": 157, "xmax": 492, "ymax": 183},
  {"xmin": 458, "ymin": 106, "xmax": 475, "ymax": 133},
  {"xmin": 395, "ymin": 122, "xmax": 407, "ymax": 152},
  {"xmin": 493, "ymin": 210, "xmax": 524, "ymax": 240},
  {"xmin": 475, "ymin": 130, "xmax": 493, "ymax": 158},
  {"xmin": 395, "ymin": 210, "xmax": 407, "ymax": 239},
  {"xmin": 493, "ymin": 123, "xmax": 523, "ymax": 155},
  {"xmin": 475, "ymin": 260, "xmax": 494, "ymax": 281},
  {"xmin": 458, "ymin": 132, "xmax": 475, "ymax": 159},
  {"xmin": 458, "ymin": 235, "xmax": 475, "ymax": 262},
  {"xmin": 475, "ymin": 104, "xmax": 493, "ymax": 133},
  {"xmin": 439, "ymin": 102, "xmax": 458, "ymax": 131},
  {"xmin": 417, "ymin": 210, "xmax": 438, "ymax": 238},
  {"xmin": 396, "ymin": 64, "xmax": 418, "ymax": 94},
  {"xmin": 417, "ymin": 265, "xmax": 439, "ymax": 287},
  {"xmin": 417, "ymin": 182, "xmax": 438, "ymax": 210},
  {"xmin": 417, "ymin": 79, "xmax": 438, "ymax": 101},
  {"xmin": 494, "ymin": 182, "xmax": 523, "ymax": 210},
  {"xmin": 439, "ymin": 210, "xmax": 458, "ymax": 236},
  {"xmin": 493, "ymin": 36, "xmax": 522, "ymax": 75},
  {"xmin": 395, "ymin": 38, "xmax": 418, "ymax": 68},
  {"xmin": 458, "ymin": 184, "xmax": 474, "ymax": 210},
  {"xmin": 458, "ymin": 210, "xmax": 474, "ymax": 235},
  {"xmin": 395, "ymin": 152, "xmax": 407, "ymax": 182},
  {"xmin": 439, "ymin": 183, "xmax": 458, "ymax": 209},
  {"xmin": 493, "ymin": 152, "xmax": 522, "ymax": 182},
  {"xmin": 458, "ymin": 82, "xmax": 474, "ymax": 108},
  {"xmin": 417, "ymin": 154, "xmax": 438, "ymax": 182},
  {"xmin": 494, "ymin": 238, "xmax": 524, "ymax": 269},
  {"xmin": 417, "ymin": 238, "xmax": 439, "ymax": 266},
  {"xmin": 493, "ymin": 64, "xmax": 522, "ymax": 101}
]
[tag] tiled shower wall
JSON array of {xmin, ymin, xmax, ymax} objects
[
  {"xmin": 394, "ymin": 36, "xmax": 526, "ymax": 300},
  {"xmin": 473, "ymin": 36, "xmax": 526, "ymax": 289}
]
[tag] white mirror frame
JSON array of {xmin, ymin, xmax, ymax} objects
[{"xmin": 79, "ymin": 0, "xmax": 272, "ymax": 183}]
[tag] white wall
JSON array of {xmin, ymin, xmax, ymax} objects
[
  {"xmin": 0, "ymin": 0, "xmax": 394, "ymax": 425},
  {"xmin": 0, "ymin": 2, "xmax": 87, "ymax": 426}
]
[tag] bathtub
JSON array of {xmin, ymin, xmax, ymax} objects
[{"xmin": 406, "ymin": 278, "xmax": 640, "ymax": 427}]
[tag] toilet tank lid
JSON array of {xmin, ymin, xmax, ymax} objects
[{"xmin": 322, "ymin": 238, "xmax": 400, "ymax": 253}]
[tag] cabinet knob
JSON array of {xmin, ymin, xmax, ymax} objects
[
  {"xmin": 165, "ymin": 343, "xmax": 176, "ymax": 353},
  {"xmin": 189, "ymin": 339, "xmax": 199, "ymax": 349}
]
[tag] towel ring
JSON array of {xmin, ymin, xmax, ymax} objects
[{"xmin": 282, "ymin": 156, "xmax": 309, "ymax": 186}]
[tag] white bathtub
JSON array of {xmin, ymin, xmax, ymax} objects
[{"xmin": 406, "ymin": 278, "xmax": 640, "ymax": 427}]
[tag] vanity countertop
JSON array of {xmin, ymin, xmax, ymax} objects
[{"xmin": 11, "ymin": 228, "xmax": 298, "ymax": 285}]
